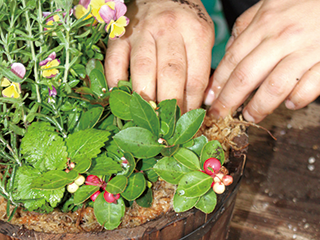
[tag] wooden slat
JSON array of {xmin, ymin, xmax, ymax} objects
[{"xmin": 228, "ymin": 101, "xmax": 320, "ymax": 240}]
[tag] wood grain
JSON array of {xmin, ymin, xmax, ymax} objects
[{"xmin": 228, "ymin": 101, "xmax": 320, "ymax": 240}]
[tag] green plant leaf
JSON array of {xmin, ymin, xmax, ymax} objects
[
  {"xmin": 89, "ymin": 69, "xmax": 107, "ymax": 97},
  {"xmin": 130, "ymin": 92, "xmax": 160, "ymax": 137},
  {"xmin": 0, "ymin": 65, "xmax": 24, "ymax": 83},
  {"xmin": 72, "ymin": 159, "xmax": 92, "ymax": 173},
  {"xmin": 168, "ymin": 109, "xmax": 205, "ymax": 146},
  {"xmin": 173, "ymin": 147, "xmax": 201, "ymax": 170},
  {"xmin": 21, "ymin": 122, "xmax": 68, "ymax": 172},
  {"xmin": 106, "ymin": 175, "xmax": 127, "ymax": 194},
  {"xmin": 137, "ymin": 158, "xmax": 157, "ymax": 171},
  {"xmin": 78, "ymin": 107, "xmax": 104, "ymax": 130},
  {"xmin": 74, "ymin": 185, "xmax": 100, "ymax": 205},
  {"xmin": 200, "ymin": 140, "xmax": 225, "ymax": 167},
  {"xmin": 67, "ymin": 128, "xmax": 110, "ymax": 162},
  {"xmin": 160, "ymin": 144, "xmax": 179, "ymax": 157},
  {"xmin": 158, "ymin": 99, "xmax": 177, "ymax": 139},
  {"xmin": 145, "ymin": 169, "xmax": 158, "ymax": 182},
  {"xmin": 173, "ymin": 192, "xmax": 199, "ymax": 212},
  {"xmin": 121, "ymin": 172, "xmax": 146, "ymax": 201},
  {"xmin": 186, "ymin": 135, "xmax": 208, "ymax": 157},
  {"xmin": 153, "ymin": 156, "xmax": 192, "ymax": 184},
  {"xmin": 71, "ymin": 64, "xmax": 86, "ymax": 79},
  {"xmin": 13, "ymin": 166, "xmax": 64, "ymax": 211},
  {"xmin": 119, "ymin": 152, "xmax": 135, "ymax": 177},
  {"xmin": 86, "ymin": 58, "xmax": 105, "ymax": 78},
  {"xmin": 94, "ymin": 194, "xmax": 125, "ymax": 230},
  {"xmin": 109, "ymin": 89, "xmax": 132, "ymax": 120},
  {"xmin": 136, "ymin": 188, "xmax": 153, "ymax": 208},
  {"xmin": 30, "ymin": 170, "xmax": 78, "ymax": 190},
  {"xmin": 88, "ymin": 154, "xmax": 122, "ymax": 176},
  {"xmin": 195, "ymin": 189, "xmax": 217, "ymax": 214},
  {"xmin": 176, "ymin": 171, "xmax": 212, "ymax": 198},
  {"xmin": 113, "ymin": 127, "xmax": 164, "ymax": 159}
]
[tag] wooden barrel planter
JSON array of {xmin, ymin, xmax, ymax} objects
[{"xmin": 0, "ymin": 134, "xmax": 247, "ymax": 240}]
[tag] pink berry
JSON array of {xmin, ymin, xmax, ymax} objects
[
  {"xmin": 203, "ymin": 158, "xmax": 221, "ymax": 176},
  {"xmin": 222, "ymin": 175, "xmax": 233, "ymax": 186},
  {"xmin": 103, "ymin": 191, "xmax": 120, "ymax": 203},
  {"xmin": 90, "ymin": 190, "xmax": 101, "ymax": 202},
  {"xmin": 85, "ymin": 175, "xmax": 101, "ymax": 186},
  {"xmin": 212, "ymin": 182, "xmax": 225, "ymax": 194}
]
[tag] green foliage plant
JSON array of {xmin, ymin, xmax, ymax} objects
[{"xmin": 0, "ymin": 0, "xmax": 227, "ymax": 231}]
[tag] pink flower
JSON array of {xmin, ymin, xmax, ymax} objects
[
  {"xmin": 40, "ymin": 52, "xmax": 60, "ymax": 78},
  {"xmin": 0, "ymin": 63, "xmax": 25, "ymax": 98}
]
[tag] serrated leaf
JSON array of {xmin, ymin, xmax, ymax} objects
[
  {"xmin": 78, "ymin": 107, "xmax": 104, "ymax": 130},
  {"xmin": 200, "ymin": 140, "xmax": 225, "ymax": 167},
  {"xmin": 158, "ymin": 99, "xmax": 177, "ymax": 139},
  {"xmin": 74, "ymin": 185, "xmax": 100, "ymax": 205},
  {"xmin": 130, "ymin": 92, "xmax": 160, "ymax": 137},
  {"xmin": 105, "ymin": 175, "xmax": 127, "ymax": 194},
  {"xmin": 94, "ymin": 194, "xmax": 125, "ymax": 230},
  {"xmin": 30, "ymin": 170, "xmax": 78, "ymax": 190},
  {"xmin": 109, "ymin": 90, "xmax": 132, "ymax": 120},
  {"xmin": 88, "ymin": 154, "xmax": 122, "ymax": 176},
  {"xmin": 173, "ymin": 192, "xmax": 199, "ymax": 212},
  {"xmin": 13, "ymin": 166, "xmax": 64, "ymax": 211},
  {"xmin": 67, "ymin": 128, "xmax": 110, "ymax": 162},
  {"xmin": 168, "ymin": 109, "xmax": 205, "ymax": 146},
  {"xmin": 153, "ymin": 156, "xmax": 192, "ymax": 184},
  {"xmin": 195, "ymin": 189, "xmax": 217, "ymax": 214},
  {"xmin": 21, "ymin": 122, "xmax": 68, "ymax": 172},
  {"xmin": 173, "ymin": 147, "xmax": 201, "ymax": 170},
  {"xmin": 113, "ymin": 127, "xmax": 164, "ymax": 159},
  {"xmin": 176, "ymin": 171, "xmax": 212, "ymax": 198},
  {"xmin": 121, "ymin": 172, "xmax": 146, "ymax": 201}
]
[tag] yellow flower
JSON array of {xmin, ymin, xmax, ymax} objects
[
  {"xmin": 40, "ymin": 52, "xmax": 60, "ymax": 78},
  {"xmin": 106, "ymin": 16, "xmax": 128, "ymax": 39},
  {"xmin": 1, "ymin": 78, "xmax": 21, "ymax": 98},
  {"xmin": 90, "ymin": 0, "xmax": 115, "ymax": 23},
  {"xmin": 74, "ymin": 4, "xmax": 92, "ymax": 20}
]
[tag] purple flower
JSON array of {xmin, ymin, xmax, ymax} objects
[{"xmin": 48, "ymin": 85, "xmax": 57, "ymax": 98}]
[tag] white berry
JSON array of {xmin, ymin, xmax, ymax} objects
[
  {"xmin": 67, "ymin": 182, "xmax": 79, "ymax": 193},
  {"xmin": 212, "ymin": 182, "xmax": 225, "ymax": 194},
  {"xmin": 74, "ymin": 175, "xmax": 85, "ymax": 186}
]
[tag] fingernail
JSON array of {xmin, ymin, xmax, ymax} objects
[
  {"xmin": 243, "ymin": 110, "xmax": 255, "ymax": 122},
  {"xmin": 225, "ymin": 35, "xmax": 235, "ymax": 50},
  {"xmin": 208, "ymin": 108, "xmax": 221, "ymax": 120},
  {"xmin": 285, "ymin": 100, "xmax": 295, "ymax": 110},
  {"xmin": 204, "ymin": 89, "xmax": 215, "ymax": 106}
]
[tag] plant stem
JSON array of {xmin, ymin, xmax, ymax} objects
[
  {"xmin": 22, "ymin": 0, "xmax": 41, "ymax": 103},
  {"xmin": 0, "ymin": 135, "xmax": 21, "ymax": 166},
  {"xmin": 0, "ymin": 28, "xmax": 13, "ymax": 63},
  {"xmin": 63, "ymin": 13, "xmax": 71, "ymax": 84}
]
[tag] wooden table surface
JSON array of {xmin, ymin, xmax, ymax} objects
[
  {"xmin": 228, "ymin": 100, "xmax": 320, "ymax": 240},
  {"xmin": 1, "ymin": 101, "xmax": 319, "ymax": 240}
]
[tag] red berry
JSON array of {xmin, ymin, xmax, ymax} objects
[
  {"xmin": 104, "ymin": 191, "xmax": 120, "ymax": 203},
  {"xmin": 90, "ymin": 190, "xmax": 101, "ymax": 202},
  {"xmin": 222, "ymin": 175, "xmax": 233, "ymax": 186},
  {"xmin": 203, "ymin": 158, "xmax": 221, "ymax": 175},
  {"xmin": 85, "ymin": 175, "xmax": 101, "ymax": 186}
]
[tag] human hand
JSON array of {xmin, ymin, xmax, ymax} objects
[
  {"xmin": 105, "ymin": 0, "xmax": 214, "ymax": 113},
  {"xmin": 205, "ymin": 0, "xmax": 320, "ymax": 123}
]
